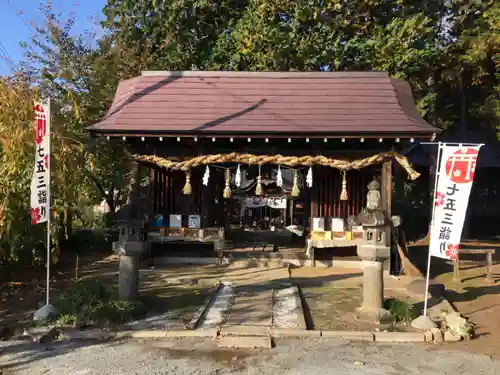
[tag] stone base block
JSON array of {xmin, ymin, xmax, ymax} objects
[
  {"xmin": 271, "ymin": 328, "xmax": 321, "ymax": 338},
  {"xmin": 218, "ymin": 336, "xmax": 272, "ymax": 349},
  {"xmin": 444, "ymin": 330, "xmax": 462, "ymax": 342},
  {"xmin": 165, "ymin": 328, "xmax": 218, "ymax": 339},
  {"xmin": 431, "ymin": 328, "xmax": 443, "ymax": 343},
  {"xmin": 221, "ymin": 325, "xmax": 270, "ymax": 337},
  {"xmin": 373, "ymin": 331, "xmax": 425, "ymax": 342},
  {"xmin": 321, "ymin": 331, "xmax": 374, "ymax": 341}
]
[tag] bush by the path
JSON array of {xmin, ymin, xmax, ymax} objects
[{"xmin": 55, "ymin": 280, "xmax": 146, "ymax": 326}]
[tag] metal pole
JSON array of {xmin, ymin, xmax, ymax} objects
[
  {"xmin": 46, "ymin": 99, "xmax": 51, "ymax": 306},
  {"xmin": 423, "ymin": 142, "xmax": 442, "ymax": 316}
]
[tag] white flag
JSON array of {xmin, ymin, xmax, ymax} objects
[
  {"xmin": 429, "ymin": 143, "xmax": 482, "ymax": 260},
  {"xmin": 30, "ymin": 101, "xmax": 51, "ymax": 225}
]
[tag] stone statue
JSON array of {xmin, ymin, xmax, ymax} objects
[
  {"xmin": 356, "ymin": 179, "xmax": 386, "ymax": 227},
  {"xmin": 366, "ymin": 180, "xmax": 381, "ymax": 209}
]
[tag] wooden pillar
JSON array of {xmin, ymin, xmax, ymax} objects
[
  {"xmin": 153, "ymin": 168, "xmax": 159, "ymax": 214},
  {"xmin": 127, "ymin": 162, "xmax": 141, "ymax": 219},
  {"xmin": 162, "ymin": 169, "xmax": 169, "ymax": 226},
  {"xmin": 381, "ymin": 158, "xmax": 392, "ymax": 218},
  {"xmin": 147, "ymin": 167, "xmax": 154, "ymax": 219}
]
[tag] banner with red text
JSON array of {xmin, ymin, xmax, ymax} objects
[
  {"xmin": 429, "ymin": 144, "xmax": 482, "ymax": 260},
  {"xmin": 30, "ymin": 102, "xmax": 51, "ymax": 225}
]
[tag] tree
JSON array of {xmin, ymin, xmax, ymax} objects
[
  {"xmin": 22, "ymin": 2, "xmax": 131, "ymax": 220},
  {"xmin": 0, "ymin": 78, "xmax": 42, "ymax": 263}
]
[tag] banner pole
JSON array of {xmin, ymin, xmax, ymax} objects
[
  {"xmin": 46, "ymin": 98, "xmax": 51, "ymax": 306},
  {"xmin": 424, "ymin": 142, "xmax": 443, "ymax": 316}
]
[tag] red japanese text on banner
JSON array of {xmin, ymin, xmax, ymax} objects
[
  {"xmin": 30, "ymin": 102, "xmax": 51, "ymax": 225},
  {"xmin": 429, "ymin": 144, "xmax": 482, "ymax": 260}
]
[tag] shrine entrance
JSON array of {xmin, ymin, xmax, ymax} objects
[{"xmin": 224, "ymin": 165, "xmax": 307, "ymax": 251}]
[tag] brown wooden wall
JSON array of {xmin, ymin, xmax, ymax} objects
[
  {"xmin": 151, "ymin": 166, "xmax": 373, "ymax": 229},
  {"xmin": 309, "ymin": 167, "xmax": 369, "ymax": 219}
]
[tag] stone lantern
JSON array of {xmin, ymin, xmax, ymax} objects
[
  {"xmin": 113, "ymin": 210, "xmax": 146, "ymax": 301},
  {"xmin": 356, "ymin": 179, "xmax": 392, "ymax": 321}
]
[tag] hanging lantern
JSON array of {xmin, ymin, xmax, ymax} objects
[
  {"xmin": 182, "ymin": 171, "xmax": 192, "ymax": 195},
  {"xmin": 276, "ymin": 165, "xmax": 283, "ymax": 187},
  {"xmin": 255, "ymin": 165, "xmax": 263, "ymax": 196},
  {"xmin": 202, "ymin": 165, "xmax": 210, "ymax": 186},
  {"xmin": 306, "ymin": 166, "xmax": 313, "ymax": 188},
  {"xmin": 223, "ymin": 168, "xmax": 232, "ymax": 198},
  {"xmin": 235, "ymin": 164, "xmax": 242, "ymax": 187},
  {"xmin": 291, "ymin": 170, "xmax": 300, "ymax": 197},
  {"xmin": 340, "ymin": 170, "xmax": 348, "ymax": 201}
]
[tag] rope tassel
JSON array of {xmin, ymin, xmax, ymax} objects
[
  {"xmin": 340, "ymin": 171, "xmax": 348, "ymax": 201},
  {"xmin": 255, "ymin": 165, "xmax": 263, "ymax": 196},
  {"xmin": 223, "ymin": 168, "xmax": 232, "ymax": 198},
  {"xmin": 291, "ymin": 170, "xmax": 300, "ymax": 197},
  {"xmin": 183, "ymin": 171, "xmax": 192, "ymax": 195}
]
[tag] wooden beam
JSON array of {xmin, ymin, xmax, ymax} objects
[{"xmin": 381, "ymin": 158, "xmax": 392, "ymax": 217}]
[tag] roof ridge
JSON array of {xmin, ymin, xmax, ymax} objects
[{"xmin": 140, "ymin": 70, "xmax": 391, "ymax": 79}]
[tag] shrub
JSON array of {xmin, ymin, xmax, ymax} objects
[
  {"xmin": 55, "ymin": 280, "xmax": 146, "ymax": 325},
  {"xmin": 384, "ymin": 298, "xmax": 418, "ymax": 324}
]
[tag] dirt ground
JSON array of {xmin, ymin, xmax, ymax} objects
[
  {"xmin": 2, "ymin": 251, "xmax": 499, "ymax": 359},
  {"xmin": 0, "ymin": 253, "xmax": 212, "ymax": 330},
  {"xmin": 408, "ymin": 238, "xmax": 500, "ymax": 358}
]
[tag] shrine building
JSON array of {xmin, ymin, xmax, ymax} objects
[{"xmin": 88, "ymin": 71, "xmax": 440, "ymax": 268}]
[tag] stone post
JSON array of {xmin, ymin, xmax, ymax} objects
[
  {"xmin": 356, "ymin": 180, "xmax": 392, "ymax": 322},
  {"xmin": 113, "ymin": 221, "xmax": 145, "ymax": 300},
  {"xmin": 112, "ymin": 162, "xmax": 145, "ymax": 301}
]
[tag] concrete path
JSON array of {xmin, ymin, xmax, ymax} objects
[{"xmin": 225, "ymin": 285, "xmax": 273, "ymax": 327}]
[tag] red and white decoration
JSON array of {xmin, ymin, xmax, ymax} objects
[
  {"xmin": 429, "ymin": 144, "xmax": 482, "ymax": 261},
  {"xmin": 30, "ymin": 102, "xmax": 51, "ymax": 225}
]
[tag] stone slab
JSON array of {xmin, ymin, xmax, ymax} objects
[
  {"xmin": 226, "ymin": 287, "xmax": 273, "ymax": 326},
  {"xmin": 431, "ymin": 328, "xmax": 443, "ymax": 343},
  {"xmin": 26, "ymin": 326, "xmax": 60, "ymax": 343},
  {"xmin": 271, "ymin": 328, "xmax": 321, "ymax": 338},
  {"xmin": 221, "ymin": 325, "xmax": 270, "ymax": 336},
  {"xmin": 321, "ymin": 331, "xmax": 374, "ymax": 341},
  {"xmin": 424, "ymin": 331, "xmax": 434, "ymax": 342},
  {"xmin": 218, "ymin": 336, "xmax": 272, "ymax": 349},
  {"xmin": 444, "ymin": 330, "xmax": 462, "ymax": 342},
  {"xmin": 373, "ymin": 331, "xmax": 425, "ymax": 342},
  {"xmin": 62, "ymin": 329, "xmax": 116, "ymax": 341},
  {"xmin": 166, "ymin": 328, "xmax": 218, "ymax": 338}
]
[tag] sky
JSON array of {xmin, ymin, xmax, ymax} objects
[{"xmin": 0, "ymin": 0, "xmax": 106, "ymax": 76}]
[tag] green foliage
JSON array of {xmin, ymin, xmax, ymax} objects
[
  {"xmin": 384, "ymin": 298, "xmax": 418, "ymax": 324},
  {"xmin": 55, "ymin": 280, "xmax": 146, "ymax": 325},
  {"xmin": 1, "ymin": 0, "xmax": 498, "ymax": 267}
]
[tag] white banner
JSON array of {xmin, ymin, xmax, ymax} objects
[
  {"xmin": 429, "ymin": 143, "xmax": 482, "ymax": 260},
  {"xmin": 240, "ymin": 197, "xmax": 287, "ymax": 209},
  {"xmin": 30, "ymin": 102, "xmax": 51, "ymax": 225}
]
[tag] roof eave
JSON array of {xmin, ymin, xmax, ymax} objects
[{"xmin": 88, "ymin": 128, "xmax": 440, "ymax": 139}]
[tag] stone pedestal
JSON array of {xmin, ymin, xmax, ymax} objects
[
  {"xmin": 118, "ymin": 253, "xmax": 140, "ymax": 300},
  {"xmin": 357, "ymin": 244, "xmax": 391, "ymax": 321}
]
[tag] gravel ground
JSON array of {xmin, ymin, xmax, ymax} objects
[{"xmin": 1, "ymin": 337, "xmax": 498, "ymax": 375}]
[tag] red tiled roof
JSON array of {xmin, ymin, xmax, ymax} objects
[{"xmin": 88, "ymin": 71, "xmax": 439, "ymax": 137}]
